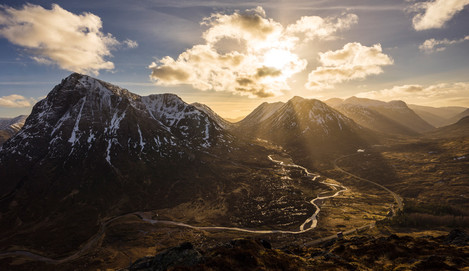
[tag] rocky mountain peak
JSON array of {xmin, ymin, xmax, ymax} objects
[{"xmin": 0, "ymin": 73, "xmax": 229, "ymax": 169}]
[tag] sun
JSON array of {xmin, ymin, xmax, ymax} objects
[{"xmin": 262, "ymin": 48, "xmax": 296, "ymax": 70}]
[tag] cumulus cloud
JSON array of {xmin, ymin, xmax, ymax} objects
[
  {"xmin": 306, "ymin": 43, "xmax": 393, "ymax": 90},
  {"xmin": 409, "ymin": 0, "xmax": 469, "ymax": 31},
  {"xmin": 286, "ymin": 13, "xmax": 358, "ymax": 41},
  {"xmin": 0, "ymin": 94, "xmax": 35, "ymax": 108},
  {"xmin": 419, "ymin": 35, "xmax": 469, "ymax": 53},
  {"xmin": 0, "ymin": 4, "xmax": 136, "ymax": 75},
  {"xmin": 356, "ymin": 82, "xmax": 469, "ymax": 105},
  {"xmin": 149, "ymin": 7, "xmax": 358, "ymax": 98}
]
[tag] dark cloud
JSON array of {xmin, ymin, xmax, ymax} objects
[
  {"xmin": 256, "ymin": 66, "xmax": 282, "ymax": 77},
  {"xmin": 150, "ymin": 65, "xmax": 190, "ymax": 82}
]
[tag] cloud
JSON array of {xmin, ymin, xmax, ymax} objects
[
  {"xmin": 0, "ymin": 4, "xmax": 136, "ymax": 75},
  {"xmin": 419, "ymin": 35, "xmax": 469, "ymax": 53},
  {"xmin": 286, "ymin": 13, "xmax": 358, "ymax": 41},
  {"xmin": 123, "ymin": 39, "xmax": 138, "ymax": 49},
  {"xmin": 356, "ymin": 82, "xmax": 469, "ymax": 105},
  {"xmin": 149, "ymin": 7, "xmax": 358, "ymax": 98},
  {"xmin": 0, "ymin": 94, "xmax": 35, "ymax": 108},
  {"xmin": 409, "ymin": 0, "xmax": 469, "ymax": 31},
  {"xmin": 306, "ymin": 42, "xmax": 393, "ymax": 90}
]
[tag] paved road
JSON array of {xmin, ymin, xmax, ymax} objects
[
  {"xmin": 333, "ymin": 153, "xmax": 403, "ymax": 212},
  {"xmin": 303, "ymin": 222, "xmax": 376, "ymax": 246},
  {"xmin": 303, "ymin": 152, "xmax": 405, "ymax": 247}
]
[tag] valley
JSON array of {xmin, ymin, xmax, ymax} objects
[{"xmin": 0, "ymin": 74, "xmax": 468, "ymax": 270}]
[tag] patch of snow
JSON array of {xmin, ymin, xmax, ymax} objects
[
  {"xmin": 105, "ymin": 139, "xmax": 113, "ymax": 166},
  {"xmin": 51, "ymin": 111, "xmax": 71, "ymax": 136},
  {"xmin": 68, "ymin": 97, "xmax": 86, "ymax": 146},
  {"xmin": 87, "ymin": 130, "xmax": 96, "ymax": 149},
  {"xmin": 154, "ymin": 137, "xmax": 161, "ymax": 147},
  {"xmin": 109, "ymin": 111, "xmax": 126, "ymax": 134},
  {"xmin": 137, "ymin": 124, "xmax": 145, "ymax": 152}
]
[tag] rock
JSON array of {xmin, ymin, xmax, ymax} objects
[
  {"xmin": 445, "ymin": 229, "xmax": 469, "ymax": 246},
  {"xmin": 128, "ymin": 242, "xmax": 202, "ymax": 271},
  {"xmin": 260, "ymin": 239, "xmax": 272, "ymax": 249}
]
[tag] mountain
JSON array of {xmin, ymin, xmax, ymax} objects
[
  {"xmin": 409, "ymin": 104, "xmax": 467, "ymax": 127},
  {"xmin": 0, "ymin": 73, "xmax": 257, "ymax": 255},
  {"xmin": 191, "ymin": 102, "xmax": 232, "ymax": 129},
  {"xmin": 323, "ymin": 97, "xmax": 344, "ymax": 107},
  {"xmin": 0, "ymin": 115, "xmax": 28, "ymax": 145},
  {"xmin": 426, "ymin": 116, "xmax": 469, "ymax": 138},
  {"xmin": 224, "ymin": 115, "xmax": 245, "ymax": 123},
  {"xmin": 331, "ymin": 97, "xmax": 435, "ymax": 134},
  {"xmin": 235, "ymin": 97, "xmax": 370, "ymax": 165},
  {"xmin": 236, "ymin": 101, "xmax": 284, "ymax": 129},
  {"xmin": 326, "ymin": 101, "xmax": 418, "ymax": 136},
  {"xmin": 448, "ymin": 108, "xmax": 469, "ymax": 125}
]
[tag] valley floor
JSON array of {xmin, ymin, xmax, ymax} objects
[{"xmin": 1, "ymin": 136, "xmax": 468, "ymax": 270}]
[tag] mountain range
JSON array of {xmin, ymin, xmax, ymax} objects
[
  {"xmin": 408, "ymin": 104, "xmax": 467, "ymax": 128},
  {"xmin": 1, "ymin": 73, "xmax": 468, "ymax": 267},
  {"xmin": 326, "ymin": 97, "xmax": 435, "ymax": 136}
]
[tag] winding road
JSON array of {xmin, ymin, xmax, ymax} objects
[{"xmin": 333, "ymin": 153, "xmax": 403, "ymax": 212}]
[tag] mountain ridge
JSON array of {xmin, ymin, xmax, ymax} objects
[{"xmin": 326, "ymin": 96, "xmax": 435, "ymax": 135}]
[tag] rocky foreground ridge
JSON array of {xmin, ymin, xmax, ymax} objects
[{"xmin": 124, "ymin": 229, "xmax": 469, "ymax": 271}]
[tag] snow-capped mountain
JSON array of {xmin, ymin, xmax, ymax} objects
[
  {"xmin": 0, "ymin": 115, "xmax": 27, "ymax": 145},
  {"xmin": 192, "ymin": 102, "xmax": 232, "ymax": 129},
  {"xmin": 0, "ymin": 73, "xmax": 229, "ymax": 172},
  {"xmin": 330, "ymin": 97, "xmax": 435, "ymax": 134}
]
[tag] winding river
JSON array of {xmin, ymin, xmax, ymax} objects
[{"xmin": 142, "ymin": 155, "xmax": 347, "ymax": 234}]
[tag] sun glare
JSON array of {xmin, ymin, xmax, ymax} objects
[{"xmin": 263, "ymin": 49, "xmax": 295, "ymax": 70}]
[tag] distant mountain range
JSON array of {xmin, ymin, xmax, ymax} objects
[
  {"xmin": 427, "ymin": 116, "xmax": 469, "ymax": 138},
  {"xmin": 408, "ymin": 104, "xmax": 467, "ymax": 128},
  {"xmin": 0, "ymin": 115, "xmax": 27, "ymax": 145},
  {"xmin": 326, "ymin": 97, "xmax": 435, "ymax": 136}
]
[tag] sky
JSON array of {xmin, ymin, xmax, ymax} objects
[{"xmin": 0, "ymin": 0, "xmax": 468, "ymax": 118}]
